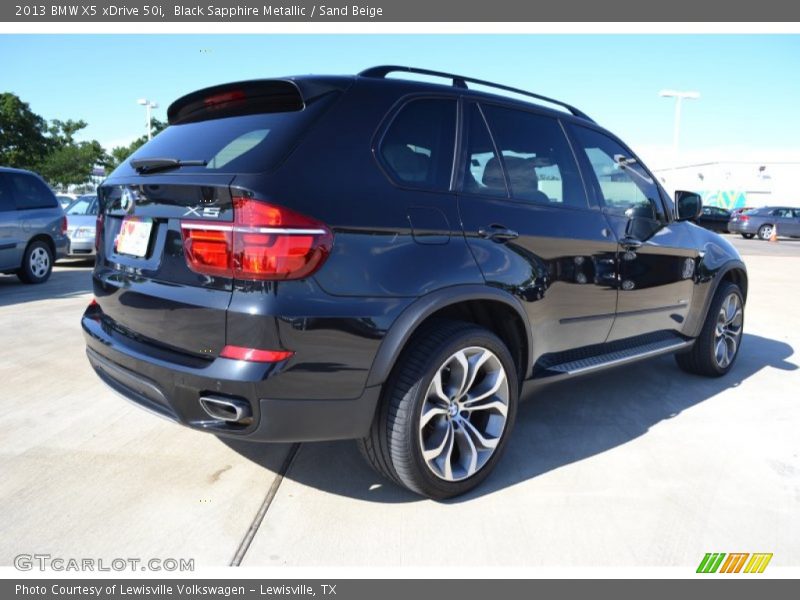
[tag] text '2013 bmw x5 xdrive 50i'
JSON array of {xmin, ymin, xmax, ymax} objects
[{"xmin": 83, "ymin": 67, "xmax": 747, "ymax": 499}]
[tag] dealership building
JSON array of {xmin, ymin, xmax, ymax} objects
[{"xmin": 653, "ymin": 161, "xmax": 800, "ymax": 210}]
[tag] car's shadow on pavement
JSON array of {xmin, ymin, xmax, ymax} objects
[
  {"xmin": 0, "ymin": 262, "xmax": 93, "ymax": 308},
  {"xmin": 223, "ymin": 332, "xmax": 796, "ymax": 504}
]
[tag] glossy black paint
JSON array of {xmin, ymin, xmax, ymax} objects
[{"xmin": 83, "ymin": 71, "xmax": 747, "ymax": 442}]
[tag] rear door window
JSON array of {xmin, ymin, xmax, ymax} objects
[
  {"xmin": 0, "ymin": 174, "xmax": 13, "ymax": 212},
  {"xmin": 7, "ymin": 173, "xmax": 57, "ymax": 210},
  {"xmin": 470, "ymin": 104, "xmax": 588, "ymax": 207},
  {"xmin": 378, "ymin": 98, "xmax": 457, "ymax": 191}
]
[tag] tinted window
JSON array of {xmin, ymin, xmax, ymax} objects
[
  {"xmin": 5, "ymin": 173, "xmax": 57, "ymax": 210},
  {"xmin": 572, "ymin": 126, "xmax": 662, "ymax": 219},
  {"xmin": 379, "ymin": 98, "xmax": 457, "ymax": 191},
  {"xmin": 476, "ymin": 104, "xmax": 587, "ymax": 207},
  {"xmin": 463, "ymin": 105, "xmax": 506, "ymax": 197},
  {"xmin": 771, "ymin": 208, "xmax": 793, "ymax": 218},
  {"xmin": 0, "ymin": 174, "xmax": 13, "ymax": 212},
  {"xmin": 120, "ymin": 93, "xmax": 338, "ymax": 176}
]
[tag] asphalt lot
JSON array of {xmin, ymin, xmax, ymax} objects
[{"xmin": 1, "ymin": 235, "xmax": 798, "ymax": 569}]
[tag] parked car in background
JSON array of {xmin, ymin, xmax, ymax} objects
[
  {"xmin": 64, "ymin": 194, "xmax": 99, "ymax": 258},
  {"xmin": 728, "ymin": 206, "xmax": 800, "ymax": 240},
  {"xmin": 0, "ymin": 167, "xmax": 68, "ymax": 283},
  {"xmin": 693, "ymin": 205, "xmax": 731, "ymax": 233},
  {"xmin": 56, "ymin": 193, "xmax": 77, "ymax": 210}
]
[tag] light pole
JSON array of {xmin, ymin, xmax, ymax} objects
[
  {"xmin": 137, "ymin": 98, "xmax": 158, "ymax": 140},
  {"xmin": 659, "ymin": 89, "xmax": 699, "ymax": 160}
]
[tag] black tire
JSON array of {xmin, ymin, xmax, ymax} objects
[
  {"xmin": 675, "ymin": 282, "xmax": 744, "ymax": 377},
  {"xmin": 757, "ymin": 224, "xmax": 774, "ymax": 240},
  {"xmin": 17, "ymin": 240, "xmax": 53, "ymax": 284},
  {"xmin": 358, "ymin": 319, "xmax": 518, "ymax": 499},
  {"xmin": 740, "ymin": 233, "xmax": 754, "ymax": 239}
]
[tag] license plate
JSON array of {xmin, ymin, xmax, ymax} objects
[{"xmin": 116, "ymin": 217, "xmax": 153, "ymax": 257}]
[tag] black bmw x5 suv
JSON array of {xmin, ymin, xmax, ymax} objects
[{"xmin": 83, "ymin": 66, "xmax": 747, "ymax": 499}]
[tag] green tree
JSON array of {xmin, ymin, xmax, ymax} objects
[
  {"xmin": 0, "ymin": 92, "xmax": 50, "ymax": 168},
  {"xmin": 105, "ymin": 117, "xmax": 167, "ymax": 174},
  {"xmin": 38, "ymin": 140, "xmax": 107, "ymax": 189},
  {"xmin": 37, "ymin": 119, "xmax": 108, "ymax": 188}
]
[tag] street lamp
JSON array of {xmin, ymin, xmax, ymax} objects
[
  {"xmin": 137, "ymin": 98, "xmax": 158, "ymax": 140},
  {"xmin": 659, "ymin": 89, "xmax": 700, "ymax": 159}
]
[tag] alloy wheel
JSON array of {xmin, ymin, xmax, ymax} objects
[
  {"xmin": 418, "ymin": 347, "xmax": 509, "ymax": 482},
  {"xmin": 714, "ymin": 293, "xmax": 743, "ymax": 369},
  {"xmin": 29, "ymin": 247, "xmax": 50, "ymax": 279}
]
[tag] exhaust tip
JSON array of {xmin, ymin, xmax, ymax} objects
[{"xmin": 199, "ymin": 395, "xmax": 252, "ymax": 424}]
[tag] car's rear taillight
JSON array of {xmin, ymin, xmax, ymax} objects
[
  {"xmin": 60, "ymin": 215, "xmax": 68, "ymax": 235},
  {"xmin": 739, "ymin": 215, "xmax": 750, "ymax": 222},
  {"xmin": 179, "ymin": 197, "xmax": 333, "ymax": 281},
  {"xmin": 181, "ymin": 226, "xmax": 233, "ymax": 278}
]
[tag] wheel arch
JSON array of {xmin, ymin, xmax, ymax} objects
[
  {"xmin": 365, "ymin": 285, "xmax": 533, "ymax": 391},
  {"xmin": 687, "ymin": 258, "xmax": 748, "ymax": 338}
]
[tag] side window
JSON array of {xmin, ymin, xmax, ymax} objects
[
  {"xmin": 379, "ymin": 98, "xmax": 457, "ymax": 191},
  {"xmin": 463, "ymin": 105, "xmax": 507, "ymax": 197},
  {"xmin": 571, "ymin": 125, "xmax": 663, "ymax": 220},
  {"xmin": 478, "ymin": 104, "xmax": 587, "ymax": 207},
  {"xmin": 9, "ymin": 174, "xmax": 57, "ymax": 210},
  {"xmin": 0, "ymin": 174, "xmax": 13, "ymax": 212}
]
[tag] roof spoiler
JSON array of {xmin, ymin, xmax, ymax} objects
[{"xmin": 167, "ymin": 77, "xmax": 349, "ymax": 125}]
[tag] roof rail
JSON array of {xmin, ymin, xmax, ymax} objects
[{"xmin": 358, "ymin": 65, "xmax": 594, "ymax": 122}]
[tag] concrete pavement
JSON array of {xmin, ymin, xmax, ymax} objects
[{"xmin": 1, "ymin": 240, "xmax": 798, "ymax": 568}]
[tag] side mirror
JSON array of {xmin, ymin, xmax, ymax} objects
[{"xmin": 675, "ymin": 190, "xmax": 703, "ymax": 221}]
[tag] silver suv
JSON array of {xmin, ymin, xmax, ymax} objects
[{"xmin": 0, "ymin": 167, "xmax": 68, "ymax": 283}]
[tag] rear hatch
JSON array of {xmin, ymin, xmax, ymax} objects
[{"xmin": 94, "ymin": 78, "xmax": 344, "ymax": 359}]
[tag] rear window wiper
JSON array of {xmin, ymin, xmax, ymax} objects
[{"xmin": 130, "ymin": 157, "xmax": 208, "ymax": 174}]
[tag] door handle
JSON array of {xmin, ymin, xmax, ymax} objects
[
  {"xmin": 619, "ymin": 235, "xmax": 643, "ymax": 251},
  {"xmin": 478, "ymin": 225, "xmax": 519, "ymax": 243}
]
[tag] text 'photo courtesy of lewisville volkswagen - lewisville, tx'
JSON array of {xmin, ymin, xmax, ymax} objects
[{"xmin": 1, "ymin": 5, "xmax": 799, "ymax": 594}]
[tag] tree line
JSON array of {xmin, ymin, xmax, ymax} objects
[{"xmin": 0, "ymin": 92, "xmax": 165, "ymax": 189}]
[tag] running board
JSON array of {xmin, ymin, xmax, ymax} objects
[{"xmin": 542, "ymin": 338, "xmax": 694, "ymax": 376}]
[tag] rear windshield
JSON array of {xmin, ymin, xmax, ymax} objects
[
  {"xmin": 113, "ymin": 93, "xmax": 339, "ymax": 177},
  {"xmin": 66, "ymin": 196, "xmax": 98, "ymax": 215}
]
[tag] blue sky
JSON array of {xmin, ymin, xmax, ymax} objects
[{"xmin": 1, "ymin": 34, "xmax": 799, "ymax": 164}]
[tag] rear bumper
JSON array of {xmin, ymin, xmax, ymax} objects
[
  {"xmin": 727, "ymin": 221, "xmax": 756, "ymax": 234},
  {"xmin": 82, "ymin": 311, "xmax": 381, "ymax": 442},
  {"xmin": 66, "ymin": 238, "xmax": 96, "ymax": 257}
]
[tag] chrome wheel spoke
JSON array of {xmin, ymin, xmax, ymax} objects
[
  {"xmin": 715, "ymin": 338, "xmax": 729, "ymax": 368},
  {"xmin": 420, "ymin": 403, "xmax": 449, "ymax": 429},
  {"xmin": 429, "ymin": 370, "xmax": 450, "ymax": 403},
  {"xmin": 463, "ymin": 398, "xmax": 508, "ymax": 418},
  {"xmin": 461, "ymin": 418, "xmax": 500, "ymax": 450},
  {"xmin": 454, "ymin": 425, "xmax": 479, "ymax": 477},
  {"xmin": 448, "ymin": 350, "xmax": 470, "ymax": 399},
  {"xmin": 422, "ymin": 421, "xmax": 453, "ymax": 462},
  {"xmin": 462, "ymin": 369, "xmax": 507, "ymax": 407},
  {"xmin": 460, "ymin": 349, "xmax": 492, "ymax": 400}
]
